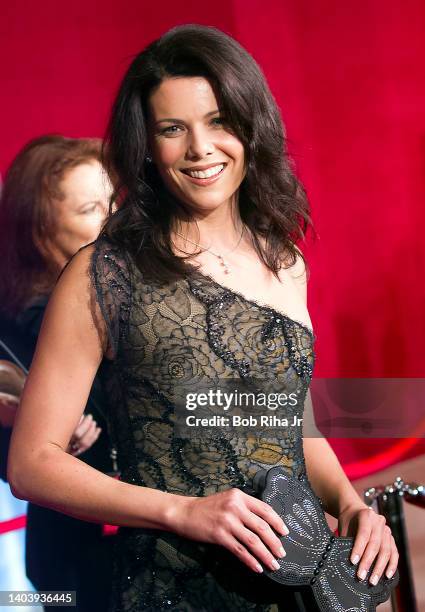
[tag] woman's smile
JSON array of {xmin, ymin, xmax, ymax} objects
[{"xmin": 180, "ymin": 162, "xmax": 227, "ymax": 185}]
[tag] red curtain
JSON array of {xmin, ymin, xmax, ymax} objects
[{"xmin": 2, "ymin": 0, "xmax": 424, "ymax": 472}]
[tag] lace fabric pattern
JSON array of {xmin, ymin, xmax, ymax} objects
[{"xmin": 89, "ymin": 237, "xmax": 317, "ymax": 612}]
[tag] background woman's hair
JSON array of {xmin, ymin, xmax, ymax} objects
[
  {"xmin": 0, "ymin": 134, "xmax": 103, "ymax": 316},
  {"xmin": 103, "ymin": 23, "xmax": 315, "ymax": 282}
]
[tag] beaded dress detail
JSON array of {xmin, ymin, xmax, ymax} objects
[{"xmin": 89, "ymin": 237, "xmax": 317, "ymax": 612}]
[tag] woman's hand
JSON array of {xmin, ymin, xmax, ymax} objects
[
  {"xmin": 0, "ymin": 393, "xmax": 19, "ymax": 427},
  {"xmin": 169, "ymin": 488, "xmax": 289, "ymax": 573},
  {"xmin": 0, "ymin": 360, "xmax": 26, "ymax": 427},
  {"xmin": 66, "ymin": 414, "xmax": 101, "ymax": 457},
  {"xmin": 338, "ymin": 502, "xmax": 399, "ymax": 584}
]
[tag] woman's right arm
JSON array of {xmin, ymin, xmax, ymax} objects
[
  {"xmin": 7, "ymin": 247, "xmax": 177, "ymax": 529},
  {"xmin": 7, "ymin": 247, "xmax": 287, "ymax": 573}
]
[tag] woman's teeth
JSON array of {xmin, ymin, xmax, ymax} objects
[{"xmin": 185, "ymin": 164, "xmax": 224, "ymax": 179}]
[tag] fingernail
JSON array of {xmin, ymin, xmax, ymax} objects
[
  {"xmin": 386, "ymin": 570, "xmax": 394, "ymax": 579},
  {"xmin": 255, "ymin": 564, "xmax": 263, "ymax": 573},
  {"xmin": 370, "ymin": 574, "xmax": 379, "ymax": 586},
  {"xmin": 351, "ymin": 554, "xmax": 360, "ymax": 565},
  {"xmin": 271, "ymin": 559, "xmax": 280, "ymax": 570},
  {"xmin": 358, "ymin": 569, "xmax": 367, "ymax": 580},
  {"xmin": 87, "ymin": 414, "xmax": 93, "ymax": 419},
  {"xmin": 282, "ymin": 526, "xmax": 289, "ymax": 535},
  {"xmin": 278, "ymin": 547, "xmax": 286, "ymax": 558}
]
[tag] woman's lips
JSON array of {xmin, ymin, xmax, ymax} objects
[{"xmin": 180, "ymin": 164, "xmax": 226, "ymax": 186}]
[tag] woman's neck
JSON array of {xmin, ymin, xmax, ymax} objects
[{"xmin": 171, "ymin": 198, "xmax": 248, "ymax": 252}]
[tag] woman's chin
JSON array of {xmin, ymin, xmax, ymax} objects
[{"xmin": 177, "ymin": 192, "xmax": 236, "ymax": 213}]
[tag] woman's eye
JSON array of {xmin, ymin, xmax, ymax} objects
[
  {"xmin": 161, "ymin": 125, "xmax": 183, "ymax": 136},
  {"xmin": 211, "ymin": 117, "xmax": 225, "ymax": 126},
  {"xmin": 80, "ymin": 204, "xmax": 98, "ymax": 214}
]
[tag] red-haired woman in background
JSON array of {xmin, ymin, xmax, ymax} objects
[{"xmin": 0, "ymin": 135, "xmax": 115, "ymax": 611}]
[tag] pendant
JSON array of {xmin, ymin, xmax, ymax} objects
[{"xmin": 217, "ymin": 255, "xmax": 230, "ymax": 274}]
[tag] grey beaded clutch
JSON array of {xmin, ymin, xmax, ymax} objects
[{"xmin": 244, "ymin": 466, "xmax": 399, "ymax": 612}]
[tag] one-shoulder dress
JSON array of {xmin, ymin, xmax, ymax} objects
[{"xmin": 89, "ymin": 237, "xmax": 319, "ymax": 612}]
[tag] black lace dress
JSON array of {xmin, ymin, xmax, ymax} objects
[{"xmin": 90, "ymin": 237, "xmax": 319, "ymax": 612}]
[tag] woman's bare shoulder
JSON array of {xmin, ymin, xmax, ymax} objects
[
  {"xmin": 281, "ymin": 244, "xmax": 307, "ymax": 279},
  {"xmin": 51, "ymin": 244, "xmax": 94, "ymax": 304},
  {"xmin": 55, "ymin": 238, "xmax": 130, "ymax": 359},
  {"xmin": 42, "ymin": 242, "xmax": 108, "ymax": 356},
  {"xmin": 280, "ymin": 244, "xmax": 308, "ymax": 303}
]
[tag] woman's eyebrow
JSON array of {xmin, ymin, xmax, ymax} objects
[{"xmin": 154, "ymin": 109, "xmax": 221, "ymax": 125}]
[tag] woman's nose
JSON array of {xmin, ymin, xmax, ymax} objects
[{"xmin": 185, "ymin": 126, "xmax": 215, "ymax": 160}]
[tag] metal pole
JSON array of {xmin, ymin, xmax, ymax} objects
[{"xmin": 364, "ymin": 477, "xmax": 419, "ymax": 612}]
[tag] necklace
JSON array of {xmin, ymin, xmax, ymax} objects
[{"xmin": 174, "ymin": 225, "xmax": 245, "ymax": 275}]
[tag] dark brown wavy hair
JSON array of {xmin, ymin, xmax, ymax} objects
[
  {"xmin": 0, "ymin": 135, "xmax": 103, "ymax": 316},
  {"xmin": 103, "ymin": 24, "xmax": 314, "ymax": 282}
]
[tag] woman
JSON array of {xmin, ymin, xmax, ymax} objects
[
  {"xmin": 8, "ymin": 27, "xmax": 398, "ymax": 611},
  {"xmin": 0, "ymin": 135, "xmax": 116, "ymax": 610}
]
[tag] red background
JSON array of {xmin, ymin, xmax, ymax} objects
[{"xmin": 2, "ymin": 0, "xmax": 424, "ymax": 472}]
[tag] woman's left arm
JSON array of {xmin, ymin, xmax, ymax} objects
[
  {"xmin": 303, "ymin": 435, "xmax": 398, "ymax": 583},
  {"xmin": 289, "ymin": 247, "xmax": 398, "ymax": 585}
]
